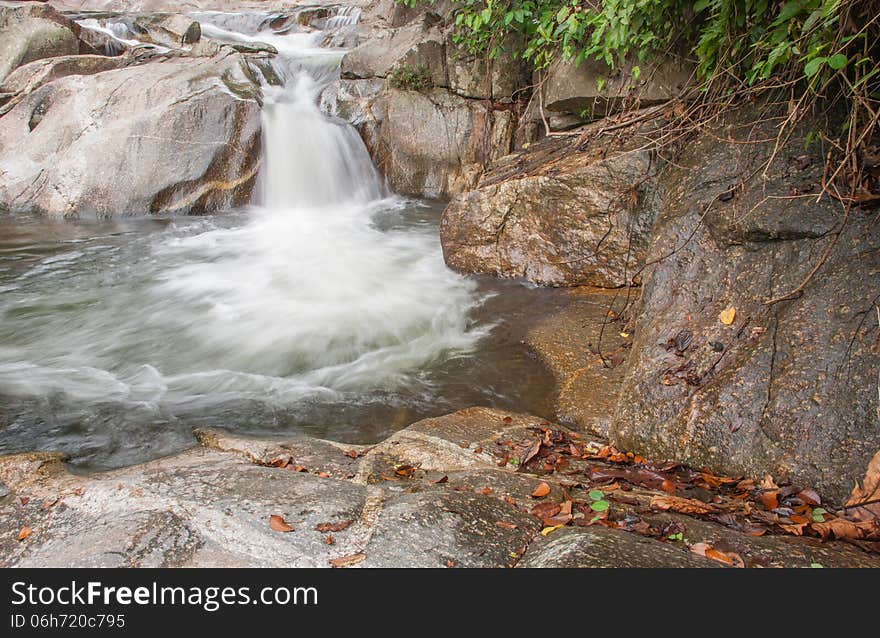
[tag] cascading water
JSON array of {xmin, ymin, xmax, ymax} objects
[{"xmin": 0, "ymin": 9, "xmax": 557, "ymax": 469}]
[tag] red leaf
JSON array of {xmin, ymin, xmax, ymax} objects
[
  {"xmin": 19, "ymin": 496, "xmax": 29, "ymax": 505},
  {"xmin": 530, "ymin": 503, "xmax": 562, "ymax": 519},
  {"xmin": 759, "ymin": 491, "xmax": 779, "ymax": 510},
  {"xmin": 269, "ymin": 514, "xmax": 294, "ymax": 533},
  {"xmin": 345, "ymin": 450, "xmax": 359, "ymax": 459},
  {"xmin": 477, "ymin": 487, "xmax": 493, "ymax": 495},
  {"xmin": 503, "ymin": 416, "xmax": 513, "ymax": 423},
  {"xmin": 531, "ymin": 482, "xmax": 551, "ymax": 498}
]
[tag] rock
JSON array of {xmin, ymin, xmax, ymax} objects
[
  {"xmin": 611, "ymin": 109, "xmax": 880, "ymax": 504},
  {"xmin": 0, "ymin": 1, "xmax": 83, "ymax": 82},
  {"xmin": 367, "ymin": 87, "xmax": 515, "ymax": 197},
  {"xmin": 0, "ymin": 53, "xmax": 129, "ymax": 99},
  {"xmin": 527, "ymin": 289, "xmax": 631, "ymax": 437},
  {"xmin": 0, "ymin": 50, "xmax": 262, "ymax": 216},
  {"xmin": 440, "ymin": 132, "xmax": 659, "ymax": 286},
  {"xmin": 539, "ymin": 56, "xmax": 692, "ymax": 120},
  {"xmin": 133, "ymin": 14, "xmax": 201, "ymax": 48},
  {"xmin": 520, "ymin": 526, "xmax": 714, "ymax": 568},
  {"xmin": 226, "ymin": 41, "xmax": 278, "ymax": 55}
]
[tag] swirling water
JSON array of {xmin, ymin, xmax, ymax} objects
[{"xmin": 0, "ymin": 11, "xmax": 562, "ymax": 469}]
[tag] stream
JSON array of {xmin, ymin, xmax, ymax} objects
[{"xmin": 0, "ymin": 8, "xmax": 564, "ymax": 470}]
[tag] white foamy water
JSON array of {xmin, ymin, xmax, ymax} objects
[{"xmin": 0, "ymin": 9, "xmax": 489, "ymax": 461}]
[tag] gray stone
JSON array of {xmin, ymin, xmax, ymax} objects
[
  {"xmin": 519, "ymin": 527, "xmax": 714, "ymax": 568},
  {"xmin": 440, "ymin": 132, "xmax": 659, "ymax": 286},
  {"xmin": 0, "ymin": 53, "xmax": 130, "ymax": 98},
  {"xmin": 0, "ymin": 49, "xmax": 262, "ymax": 216},
  {"xmin": 0, "ymin": 1, "xmax": 83, "ymax": 82},
  {"xmin": 611, "ymin": 109, "xmax": 880, "ymax": 504},
  {"xmin": 540, "ymin": 56, "xmax": 692, "ymax": 120}
]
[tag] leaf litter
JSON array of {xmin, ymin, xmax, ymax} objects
[{"xmin": 479, "ymin": 422, "xmax": 879, "ymax": 562}]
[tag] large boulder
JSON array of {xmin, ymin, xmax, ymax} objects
[
  {"xmin": 543, "ymin": 57, "xmax": 692, "ymax": 117},
  {"xmin": 0, "ymin": 1, "xmax": 84, "ymax": 82},
  {"xmin": 611, "ymin": 111, "xmax": 880, "ymax": 504},
  {"xmin": 360, "ymin": 86, "xmax": 516, "ymax": 198},
  {"xmin": 0, "ymin": 49, "xmax": 262, "ymax": 216},
  {"xmin": 440, "ymin": 133, "xmax": 659, "ymax": 286}
]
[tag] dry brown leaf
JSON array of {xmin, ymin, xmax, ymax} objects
[
  {"xmin": 811, "ymin": 518, "xmax": 880, "ymax": 540},
  {"xmin": 345, "ymin": 450, "xmax": 359, "ymax": 459},
  {"xmin": 329, "ymin": 553, "xmax": 366, "ymax": 568},
  {"xmin": 477, "ymin": 487, "xmax": 493, "ymax": 495},
  {"xmin": 847, "ymin": 450, "xmax": 880, "ymax": 521},
  {"xmin": 325, "ymin": 534, "xmax": 334, "ymax": 545},
  {"xmin": 759, "ymin": 491, "xmax": 779, "ymax": 510},
  {"xmin": 531, "ymin": 482, "xmax": 551, "ymax": 498},
  {"xmin": 269, "ymin": 514, "xmax": 294, "ymax": 533},
  {"xmin": 502, "ymin": 416, "xmax": 513, "ymax": 423},
  {"xmin": 779, "ymin": 522, "xmax": 807, "ymax": 536},
  {"xmin": 17, "ymin": 526, "xmax": 32, "ymax": 541},
  {"xmin": 690, "ymin": 542, "xmax": 743, "ymax": 567},
  {"xmin": 719, "ymin": 307, "xmax": 736, "ymax": 325},
  {"xmin": 650, "ymin": 494, "xmax": 718, "ymax": 515},
  {"xmin": 495, "ymin": 521, "xmax": 519, "ymax": 529},
  {"xmin": 317, "ymin": 471, "xmax": 331, "ymax": 479},
  {"xmin": 315, "ymin": 519, "xmax": 354, "ymax": 533},
  {"xmin": 759, "ymin": 474, "xmax": 778, "ymax": 490},
  {"xmin": 432, "ymin": 475, "xmax": 449, "ymax": 484},
  {"xmin": 530, "ymin": 502, "xmax": 562, "ymax": 519},
  {"xmin": 19, "ymin": 496, "xmax": 29, "ymax": 505}
]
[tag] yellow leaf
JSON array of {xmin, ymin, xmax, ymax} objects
[
  {"xmin": 719, "ymin": 307, "xmax": 736, "ymax": 325},
  {"xmin": 540, "ymin": 525, "xmax": 564, "ymax": 536},
  {"xmin": 619, "ymin": 332, "xmax": 630, "ymax": 338}
]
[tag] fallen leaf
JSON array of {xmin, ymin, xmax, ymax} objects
[
  {"xmin": 502, "ymin": 416, "xmax": 513, "ymax": 424},
  {"xmin": 431, "ymin": 475, "xmax": 449, "ymax": 484},
  {"xmin": 798, "ymin": 488, "xmax": 822, "ymax": 506},
  {"xmin": 495, "ymin": 521, "xmax": 519, "ymax": 529},
  {"xmin": 651, "ymin": 494, "xmax": 718, "ymax": 515},
  {"xmin": 329, "ymin": 553, "xmax": 367, "ymax": 568},
  {"xmin": 590, "ymin": 500, "xmax": 609, "ymax": 512},
  {"xmin": 394, "ymin": 465, "xmax": 416, "ymax": 478},
  {"xmin": 759, "ymin": 491, "xmax": 779, "ymax": 510},
  {"xmin": 503, "ymin": 496, "xmax": 517, "ymax": 506},
  {"xmin": 530, "ymin": 503, "xmax": 562, "ymax": 519},
  {"xmin": 811, "ymin": 518, "xmax": 880, "ymax": 540},
  {"xmin": 759, "ymin": 475, "xmax": 778, "ymax": 490},
  {"xmin": 317, "ymin": 471, "xmax": 331, "ymax": 479},
  {"xmin": 719, "ymin": 307, "xmax": 737, "ymax": 325},
  {"xmin": 325, "ymin": 534, "xmax": 334, "ymax": 545},
  {"xmin": 531, "ymin": 482, "xmax": 551, "ymax": 498},
  {"xmin": 846, "ymin": 450, "xmax": 880, "ymax": 521},
  {"xmin": 690, "ymin": 542, "xmax": 742, "ymax": 567},
  {"xmin": 477, "ymin": 487, "xmax": 493, "ymax": 495},
  {"xmin": 779, "ymin": 522, "xmax": 808, "ymax": 536},
  {"xmin": 269, "ymin": 514, "xmax": 294, "ymax": 533},
  {"xmin": 41, "ymin": 499, "xmax": 58, "ymax": 510},
  {"xmin": 315, "ymin": 519, "xmax": 354, "ymax": 533},
  {"xmin": 660, "ymin": 479, "xmax": 676, "ymax": 494},
  {"xmin": 19, "ymin": 496, "xmax": 29, "ymax": 505},
  {"xmin": 540, "ymin": 525, "xmax": 564, "ymax": 536},
  {"xmin": 17, "ymin": 526, "xmax": 31, "ymax": 541},
  {"xmin": 345, "ymin": 450, "xmax": 359, "ymax": 459},
  {"xmin": 446, "ymin": 560, "xmax": 455, "ymax": 567}
]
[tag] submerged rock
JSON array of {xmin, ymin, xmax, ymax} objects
[
  {"xmin": 440, "ymin": 133, "xmax": 659, "ymax": 286},
  {"xmin": 0, "ymin": 49, "xmax": 262, "ymax": 216},
  {"xmin": 611, "ymin": 110, "xmax": 880, "ymax": 504}
]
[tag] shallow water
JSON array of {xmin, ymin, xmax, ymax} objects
[{"xmin": 0, "ymin": 207, "xmax": 564, "ymax": 470}]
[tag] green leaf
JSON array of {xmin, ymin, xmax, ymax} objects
[
  {"xmin": 596, "ymin": 77, "xmax": 606, "ymax": 92},
  {"xmin": 588, "ymin": 489, "xmax": 605, "ymax": 501},
  {"xmin": 810, "ymin": 562, "xmax": 824, "ymax": 568},
  {"xmin": 811, "ymin": 507, "xmax": 828, "ymax": 522},
  {"xmin": 590, "ymin": 499, "xmax": 609, "ymax": 512},
  {"xmin": 827, "ymin": 53, "xmax": 847, "ymax": 69},
  {"xmin": 804, "ymin": 56, "xmax": 826, "ymax": 77},
  {"xmin": 632, "ymin": 65, "xmax": 641, "ymax": 80}
]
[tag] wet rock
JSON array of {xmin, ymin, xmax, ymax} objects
[
  {"xmin": 440, "ymin": 133, "xmax": 659, "ymax": 286},
  {"xmin": 611, "ymin": 109, "xmax": 880, "ymax": 504},
  {"xmin": 367, "ymin": 87, "xmax": 515, "ymax": 197},
  {"xmin": 527, "ymin": 289, "xmax": 630, "ymax": 437},
  {"xmin": 0, "ymin": 2, "xmax": 83, "ymax": 82},
  {"xmin": 0, "ymin": 49, "xmax": 262, "ymax": 216}
]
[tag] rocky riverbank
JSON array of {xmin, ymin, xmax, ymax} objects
[{"xmin": 3, "ymin": 407, "xmax": 878, "ymax": 568}]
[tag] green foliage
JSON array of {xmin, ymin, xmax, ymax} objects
[
  {"xmin": 388, "ymin": 65, "xmax": 434, "ymax": 92},
  {"xmin": 396, "ymin": 0, "xmax": 878, "ymax": 98}
]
